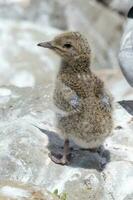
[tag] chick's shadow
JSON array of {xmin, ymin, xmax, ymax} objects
[{"xmin": 38, "ymin": 127, "xmax": 110, "ymax": 172}]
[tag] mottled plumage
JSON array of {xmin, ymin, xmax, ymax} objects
[{"xmin": 38, "ymin": 32, "xmax": 113, "ymax": 165}]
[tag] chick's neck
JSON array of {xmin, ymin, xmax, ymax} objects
[
  {"xmin": 56, "ymin": 56, "xmax": 92, "ymax": 98},
  {"xmin": 59, "ymin": 55, "xmax": 91, "ymax": 74}
]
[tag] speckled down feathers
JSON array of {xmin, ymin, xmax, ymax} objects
[{"xmin": 53, "ymin": 32, "xmax": 113, "ymax": 148}]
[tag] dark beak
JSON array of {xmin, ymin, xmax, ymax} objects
[{"xmin": 37, "ymin": 41, "xmax": 53, "ymax": 49}]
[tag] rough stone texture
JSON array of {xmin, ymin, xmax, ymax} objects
[{"xmin": 0, "ymin": 181, "xmax": 60, "ymax": 200}]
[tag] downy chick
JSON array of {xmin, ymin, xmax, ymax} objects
[{"xmin": 38, "ymin": 32, "xmax": 113, "ymax": 165}]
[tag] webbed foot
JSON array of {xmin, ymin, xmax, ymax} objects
[{"xmin": 49, "ymin": 139, "xmax": 71, "ymax": 165}]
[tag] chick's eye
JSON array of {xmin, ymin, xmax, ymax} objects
[{"xmin": 63, "ymin": 43, "xmax": 72, "ymax": 48}]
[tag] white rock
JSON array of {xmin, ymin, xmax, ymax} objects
[
  {"xmin": 0, "ymin": 186, "xmax": 30, "ymax": 198},
  {"xmin": 0, "ymin": 88, "xmax": 12, "ymax": 96},
  {"xmin": 10, "ymin": 70, "xmax": 35, "ymax": 88}
]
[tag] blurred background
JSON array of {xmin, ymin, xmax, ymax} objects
[{"xmin": 0, "ymin": 0, "xmax": 133, "ymax": 104}]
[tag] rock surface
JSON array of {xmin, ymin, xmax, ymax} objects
[{"xmin": 0, "ymin": 181, "xmax": 60, "ymax": 200}]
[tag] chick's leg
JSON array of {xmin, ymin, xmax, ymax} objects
[{"xmin": 50, "ymin": 139, "xmax": 70, "ymax": 165}]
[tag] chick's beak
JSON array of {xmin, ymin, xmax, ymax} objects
[{"xmin": 37, "ymin": 41, "xmax": 53, "ymax": 49}]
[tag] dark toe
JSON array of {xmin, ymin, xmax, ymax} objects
[{"xmin": 49, "ymin": 153, "xmax": 71, "ymax": 165}]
